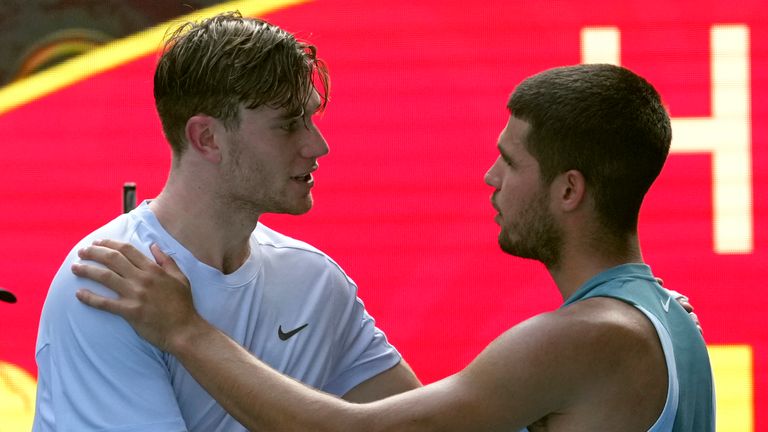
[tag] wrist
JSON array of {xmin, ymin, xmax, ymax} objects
[{"xmin": 166, "ymin": 313, "xmax": 211, "ymax": 356}]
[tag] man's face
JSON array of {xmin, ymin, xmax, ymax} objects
[
  {"xmin": 484, "ymin": 115, "xmax": 562, "ymax": 266},
  {"xmin": 218, "ymin": 91, "xmax": 329, "ymax": 216}
]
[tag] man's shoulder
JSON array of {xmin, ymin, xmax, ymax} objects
[
  {"xmin": 467, "ymin": 301, "xmax": 667, "ymax": 428},
  {"xmin": 41, "ymin": 211, "xmax": 153, "ymax": 326},
  {"xmin": 492, "ymin": 300, "xmax": 662, "ymax": 375},
  {"xmin": 71, "ymin": 208, "xmax": 157, "ymax": 254},
  {"xmin": 253, "ymin": 223, "xmax": 356, "ymax": 287},
  {"xmin": 555, "ymin": 297, "xmax": 662, "ymax": 347},
  {"xmin": 549, "ymin": 297, "xmax": 668, "ymax": 390},
  {"xmin": 253, "ymin": 223, "xmax": 323, "ymax": 254}
]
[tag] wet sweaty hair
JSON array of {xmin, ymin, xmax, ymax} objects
[
  {"xmin": 153, "ymin": 11, "xmax": 329, "ymax": 158},
  {"xmin": 508, "ymin": 64, "xmax": 672, "ymax": 236}
]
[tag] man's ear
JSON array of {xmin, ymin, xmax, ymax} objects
[
  {"xmin": 185, "ymin": 115, "xmax": 222, "ymax": 164},
  {"xmin": 552, "ymin": 169, "xmax": 587, "ymax": 212}
]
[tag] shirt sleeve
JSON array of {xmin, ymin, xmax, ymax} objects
[
  {"xmin": 33, "ymin": 248, "xmax": 188, "ymax": 432},
  {"xmin": 320, "ymin": 269, "xmax": 402, "ymax": 396}
]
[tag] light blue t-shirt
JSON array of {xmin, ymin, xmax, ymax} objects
[{"xmin": 33, "ymin": 202, "xmax": 402, "ymax": 431}]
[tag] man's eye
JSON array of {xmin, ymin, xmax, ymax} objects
[{"xmin": 281, "ymin": 120, "xmax": 298, "ymax": 132}]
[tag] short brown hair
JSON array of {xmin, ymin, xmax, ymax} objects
[{"xmin": 154, "ymin": 11, "xmax": 329, "ymax": 157}]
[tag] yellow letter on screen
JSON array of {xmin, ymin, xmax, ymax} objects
[{"xmin": 709, "ymin": 344, "xmax": 754, "ymax": 432}]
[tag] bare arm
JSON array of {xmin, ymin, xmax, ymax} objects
[
  {"xmin": 72, "ymin": 240, "xmax": 422, "ymax": 403},
  {"xmin": 73, "ymin": 240, "xmax": 562, "ymax": 431},
  {"xmin": 137, "ymin": 308, "xmax": 540, "ymax": 432},
  {"xmin": 73, "ymin": 241, "xmax": 358, "ymax": 430},
  {"xmin": 73, "ymin": 240, "xmax": 668, "ymax": 431},
  {"xmin": 343, "ymin": 360, "xmax": 421, "ymax": 402}
]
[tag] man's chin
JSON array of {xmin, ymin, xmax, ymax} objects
[
  {"xmin": 283, "ymin": 198, "xmax": 314, "ymax": 216},
  {"xmin": 498, "ymin": 235, "xmax": 538, "ymax": 261},
  {"xmin": 286, "ymin": 208, "xmax": 311, "ymax": 216}
]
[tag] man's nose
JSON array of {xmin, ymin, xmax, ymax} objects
[
  {"xmin": 301, "ymin": 127, "xmax": 330, "ymax": 159},
  {"xmin": 484, "ymin": 158, "xmax": 501, "ymax": 188}
]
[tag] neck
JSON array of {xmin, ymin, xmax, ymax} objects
[
  {"xmin": 149, "ymin": 172, "xmax": 259, "ymax": 274},
  {"xmin": 547, "ymin": 232, "xmax": 643, "ymax": 302}
]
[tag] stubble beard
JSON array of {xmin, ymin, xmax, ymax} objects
[
  {"xmin": 282, "ymin": 193, "xmax": 313, "ymax": 215},
  {"xmin": 498, "ymin": 192, "xmax": 563, "ymax": 268},
  {"xmin": 223, "ymin": 136, "xmax": 313, "ymax": 216}
]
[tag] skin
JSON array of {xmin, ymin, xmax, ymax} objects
[
  {"xmin": 104, "ymin": 90, "xmax": 422, "ymax": 401},
  {"xmin": 489, "ymin": 118, "xmax": 562, "ymax": 267},
  {"xmin": 73, "ymin": 114, "xmax": 695, "ymax": 430}
]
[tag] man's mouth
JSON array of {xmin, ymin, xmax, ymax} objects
[
  {"xmin": 291, "ymin": 165, "xmax": 318, "ymax": 183},
  {"xmin": 490, "ymin": 192, "xmax": 500, "ymax": 212},
  {"xmin": 490, "ymin": 192, "xmax": 502, "ymax": 224}
]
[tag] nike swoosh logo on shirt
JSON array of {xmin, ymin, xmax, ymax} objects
[
  {"xmin": 278, "ymin": 323, "xmax": 309, "ymax": 341},
  {"xmin": 661, "ymin": 296, "xmax": 672, "ymax": 312}
]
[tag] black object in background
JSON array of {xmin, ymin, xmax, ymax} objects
[
  {"xmin": 0, "ymin": 287, "xmax": 17, "ymax": 303},
  {"xmin": 123, "ymin": 182, "xmax": 136, "ymax": 213}
]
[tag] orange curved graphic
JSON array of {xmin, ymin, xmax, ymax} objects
[{"xmin": 0, "ymin": 0, "xmax": 309, "ymax": 116}]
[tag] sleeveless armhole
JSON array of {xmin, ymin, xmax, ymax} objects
[{"xmin": 635, "ymin": 305, "xmax": 679, "ymax": 431}]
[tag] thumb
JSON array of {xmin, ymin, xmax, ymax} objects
[{"xmin": 150, "ymin": 244, "xmax": 187, "ymax": 283}]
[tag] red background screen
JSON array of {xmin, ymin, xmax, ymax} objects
[{"xmin": 0, "ymin": 0, "xmax": 765, "ymax": 430}]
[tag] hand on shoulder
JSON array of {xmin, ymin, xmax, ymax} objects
[{"xmin": 72, "ymin": 239, "xmax": 203, "ymax": 352}]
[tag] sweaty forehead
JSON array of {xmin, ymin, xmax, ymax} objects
[
  {"xmin": 498, "ymin": 115, "xmax": 530, "ymax": 150},
  {"xmin": 258, "ymin": 90, "xmax": 323, "ymax": 120},
  {"xmin": 284, "ymin": 90, "xmax": 323, "ymax": 118}
]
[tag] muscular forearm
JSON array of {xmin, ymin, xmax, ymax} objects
[
  {"xmin": 166, "ymin": 317, "xmax": 485, "ymax": 432},
  {"xmin": 169, "ymin": 316, "xmax": 364, "ymax": 431},
  {"xmin": 72, "ymin": 240, "xmax": 478, "ymax": 431}
]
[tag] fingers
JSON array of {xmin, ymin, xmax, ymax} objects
[
  {"xmin": 663, "ymin": 288, "xmax": 692, "ymax": 313},
  {"xmin": 688, "ymin": 311, "xmax": 703, "ymax": 334},
  {"xmin": 663, "ymin": 289, "xmax": 688, "ymax": 303},
  {"xmin": 71, "ymin": 261, "xmax": 128, "ymax": 297},
  {"xmin": 76, "ymin": 289, "xmax": 127, "ymax": 316},
  {"xmin": 150, "ymin": 244, "xmax": 177, "ymax": 272},
  {"xmin": 74, "ymin": 240, "xmax": 165, "ymax": 297},
  {"xmin": 92, "ymin": 239, "xmax": 157, "ymax": 270},
  {"xmin": 77, "ymin": 244, "xmax": 138, "ymax": 279},
  {"xmin": 150, "ymin": 244, "xmax": 190, "ymax": 286},
  {"xmin": 660, "ymin": 288, "xmax": 702, "ymax": 333},
  {"xmin": 677, "ymin": 299, "xmax": 694, "ymax": 313}
]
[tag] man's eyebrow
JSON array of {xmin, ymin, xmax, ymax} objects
[
  {"xmin": 497, "ymin": 143, "xmax": 515, "ymax": 165},
  {"xmin": 277, "ymin": 102, "xmax": 321, "ymax": 121},
  {"xmin": 274, "ymin": 109, "xmax": 305, "ymax": 121},
  {"xmin": 270, "ymin": 95, "xmax": 322, "ymax": 122}
]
